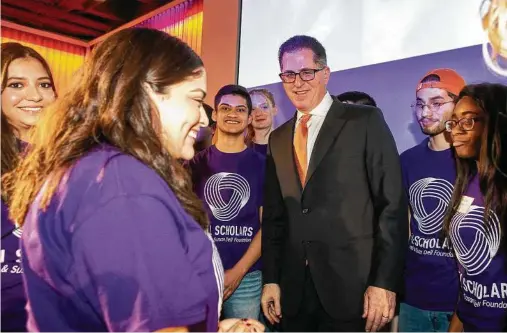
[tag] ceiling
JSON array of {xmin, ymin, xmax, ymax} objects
[{"xmin": 1, "ymin": 0, "xmax": 175, "ymax": 41}]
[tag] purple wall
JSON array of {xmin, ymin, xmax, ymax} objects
[{"xmin": 248, "ymin": 44, "xmax": 506, "ymax": 153}]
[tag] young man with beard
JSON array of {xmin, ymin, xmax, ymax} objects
[
  {"xmin": 399, "ymin": 69, "xmax": 466, "ymax": 332},
  {"xmin": 187, "ymin": 84, "xmax": 264, "ymax": 320},
  {"xmin": 246, "ymin": 89, "xmax": 278, "ymax": 155}
]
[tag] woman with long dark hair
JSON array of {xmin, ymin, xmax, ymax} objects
[
  {"xmin": 1, "ymin": 42, "xmax": 57, "ymax": 332},
  {"xmin": 443, "ymin": 83, "xmax": 507, "ymax": 332},
  {"xmin": 3, "ymin": 28, "xmax": 263, "ymax": 332}
]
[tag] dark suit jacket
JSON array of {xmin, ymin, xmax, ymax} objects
[{"xmin": 262, "ymin": 99, "xmax": 408, "ymax": 320}]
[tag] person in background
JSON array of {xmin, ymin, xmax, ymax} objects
[
  {"xmin": 2, "ymin": 28, "xmax": 263, "ymax": 333},
  {"xmin": 261, "ymin": 35, "xmax": 407, "ymax": 332},
  {"xmin": 398, "ymin": 69, "xmax": 466, "ymax": 332},
  {"xmin": 194, "ymin": 103, "xmax": 216, "ymax": 153},
  {"xmin": 1, "ymin": 42, "xmax": 57, "ymax": 332},
  {"xmin": 336, "ymin": 90, "xmax": 377, "ymax": 107},
  {"xmin": 444, "ymin": 83, "xmax": 507, "ymax": 332},
  {"xmin": 245, "ymin": 88, "xmax": 278, "ymax": 155},
  {"xmin": 187, "ymin": 84, "xmax": 264, "ymax": 321}
]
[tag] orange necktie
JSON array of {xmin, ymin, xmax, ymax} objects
[{"xmin": 294, "ymin": 114, "xmax": 311, "ymax": 185}]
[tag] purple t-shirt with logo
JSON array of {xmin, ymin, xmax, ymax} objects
[
  {"xmin": 400, "ymin": 139, "xmax": 459, "ymax": 311},
  {"xmin": 188, "ymin": 146, "xmax": 265, "ymax": 272},
  {"xmin": 449, "ymin": 175, "xmax": 507, "ymax": 332},
  {"xmin": 21, "ymin": 145, "xmax": 224, "ymax": 332},
  {"xmin": 1, "ymin": 200, "xmax": 26, "ymax": 332}
]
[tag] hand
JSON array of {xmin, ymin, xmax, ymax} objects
[
  {"xmin": 448, "ymin": 313, "xmax": 463, "ymax": 332},
  {"xmin": 261, "ymin": 283, "xmax": 282, "ymax": 325},
  {"xmin": 218, "ymin": 318, "xmax": 265, "ymax": 332},
  {"xmin": 224, "ymin": 267, "xmax": 246, "ymax": 300},
  {"xmin": 362, "ymin": 286, "xmax": 396, "ymax": 332}
]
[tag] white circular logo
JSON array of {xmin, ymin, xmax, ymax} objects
[
  {"xmin": 450, "ymin": 206, "xmax": 501, "ymax": 276},
  {"xmin": 409, "ymin": 177, "xmax": 454, "ymax": 235},
  {"xmin": 204, "ymin": 172, "xmax": 250, "ymax": 222}
]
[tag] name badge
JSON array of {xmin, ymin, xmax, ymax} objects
[{"xmin": 457, "ymin": 196, "xmax": 474, "ymax": 214}]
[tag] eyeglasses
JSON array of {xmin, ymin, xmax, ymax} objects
[
  {"xmin": 444, "ymin": 117, "xmax": 482, "ymax": 132},
  {"xmin": 279, "ymin": 68, "xmax": 324, "ymax": 83},
  {"xmin": 411, "ymin": 100, "xmax": 454, "ymax": 113}
]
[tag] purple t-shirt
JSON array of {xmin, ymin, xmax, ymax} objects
[
  {"xmin": 1, "ymin": 200, "xmax": 26, "ymax": 332},
  {"xmin": 188, "ymin": 146, "xmax": 265, "ymax": 272},
  {"xmin": 449, "ymin": 175, "xmax": 507, "ymax": 332},
  {"xmin": 252, "ymin": 143, "xmax": 268, "ymax": 156},
  {"xmin": 21, "ymin": 145, "xmax": 224, "ymax": 332},
  {"xmin": 1, "ymin": 139, "xmax": 29, "ymax": 332},
  {"xmin": 400, "ymin": 139, "xmax": 459, "ymax": 311}
]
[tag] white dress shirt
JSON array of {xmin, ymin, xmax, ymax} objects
[{"xmin": 295, "ymin": 92, "xmax": 333, "ymax": 168}]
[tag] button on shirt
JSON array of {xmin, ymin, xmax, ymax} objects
[{"xmin": 295, "ymin": 92, "xmax": 333, "ymax": 168}]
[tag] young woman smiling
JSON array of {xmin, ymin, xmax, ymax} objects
[
  {"xmin": 1, "ymin": 42, "xmax": 57, "ymax": 332},
  {"xmin": 444, "ymin": 83, "xmax": 507, "ymax": 332},
  {"xmin": 3, "ymin": 29, "xmax": 264, "ymax": 332}
]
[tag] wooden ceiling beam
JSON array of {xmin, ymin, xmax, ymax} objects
[
  {"xmin": 89, "ymin": 0, "xmax": 184, "ymax": 45},
  {"xmin": 1, "ymin": 5, "xmax": 103, "ymax": 38},
  {"xmin": 1, "ymin": 20, "xmax": 89, "ymax": 46},
  {"xmin": 4, "ymin": 0, "xmax": 112, "ymax": 31}
]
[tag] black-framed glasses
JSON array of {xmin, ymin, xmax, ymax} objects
[
  {"xmin": 445, "ymin": 117, "xmax": 483, "ymax": 132},
  {"xmin": 411, "ymin": 100, "xmax": 453, "ymax": 113},
  {"xmin": 279, "ymin": 68, "xmax": 324, "ymax": 83}
]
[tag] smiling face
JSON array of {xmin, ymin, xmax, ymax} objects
[
  {"xmin": 280, "ymin": 48, "xmax": 330, "ymax": 113},
  {"xmin": 250, "ymin": 92, "xmax": 276, "ymax": 130},
  {"xmin": 213, "ymin": 94, "xmax": 252, "ymax": 135},
  {"xmin": 415, "ymin": 87, "xmax": 455, "ymax": 135},
  {"xmin": 450, "ymin": 96, "xmax": 485, "ymax": 160},
  {"xmin": 1, "ymin": 57, "xmax": 56, "ymax": 135},
  {"xmin": 147, "ymin": 68, "xmax": 209, "ymax": 161}
]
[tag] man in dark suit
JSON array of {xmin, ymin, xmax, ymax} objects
[{"xmin": 261, "ymin": 35, "xmax": 408, "ymax": 332}]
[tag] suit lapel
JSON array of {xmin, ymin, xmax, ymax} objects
[
  {"xmin": 305, "ymin": 101, "xmax": 347, "ymax": 185},
  {"xmin": 274, "ymin": 114, "xmax": 303, "ymax": 194}
]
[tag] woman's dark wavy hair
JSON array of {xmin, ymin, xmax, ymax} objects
[
  {"xmin": 3, "ymin": 28, "xmax": 209, "ymax": 229},
  {"xmin": 443, "ymin": 83, "xmax": 507, "ymax": 236},
  {"xmin": 1, "ymin": 42, "xmax": 56, "ymax": 193}
]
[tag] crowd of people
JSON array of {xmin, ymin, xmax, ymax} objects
[{"xmin": 1, "ymin": 27, "xmax": 506, "ymax": 332}]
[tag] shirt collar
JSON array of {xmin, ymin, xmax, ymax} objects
[{"xmin": 296, "ymin": 92, "xmax": 333, "ymax": 121}]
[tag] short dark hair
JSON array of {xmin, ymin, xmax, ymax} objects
[
  {"xmin": 214, "ymin": 84, "xmax": 253, "ymax": 114},
  {"xmin": 278, "ymin": 35, "xmax": 327, "ymax": 69},
  {"xmin": 420, "ymin": 74, "xmax": 458, "ymax": 100},
  {"xmin": 336, "ymin": 91, "xmax": 377, "ymax": 107}
]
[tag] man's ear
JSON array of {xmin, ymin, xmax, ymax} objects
[
  {"xmin": 212, "ymin": 110, "xmax": 217, "ymax": 122},
  {"xmin": 272, "ymin": 107, "xmax": 278, "ymax": 116},
  {"xmin": 323, "ymin": 66, "xmax": 331, "ymax": 84}
]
